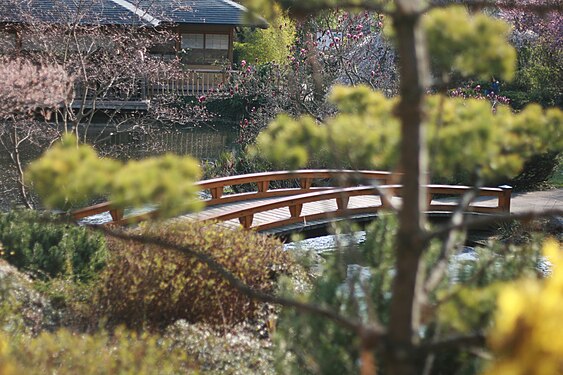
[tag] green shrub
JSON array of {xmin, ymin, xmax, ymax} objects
[
  {"xmin": 234, "ymin": 14, "xmax": 295, "ymax": 65},
  {"xmin": 96, "ymin": 221, "xmax": 292, "ymax": 328},
  {"xmin": 0, "ymin": 210, "xmax": 107, "ymax": 282},
  {"xmin": 503, "ymin": 43, "xmax": 562, "ymax": 109},
  {"xmin": 0, "ymin": 328, "xmax": 196, "ymax": 375}
]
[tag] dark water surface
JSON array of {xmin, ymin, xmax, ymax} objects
[{"xmin": 0, "ymin": 126, "xmax": 238, "ymax": 210}]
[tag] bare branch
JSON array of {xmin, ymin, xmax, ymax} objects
[{"xmin": 278, "ymin": 0, "xmax": 393, "ymax": 17}]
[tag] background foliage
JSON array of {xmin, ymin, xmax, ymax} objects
[{"xmin": 235, "ymin": 12, "xmax": 296, "ymax": 65}]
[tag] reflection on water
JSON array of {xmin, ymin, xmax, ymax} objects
[
  {"xmin": 0, "ymin": 126, "xmax": 238, "ymax": 210},
  {"xmin": 102, "ymin": 127, "xmax": 238, "ymax": 161},
  {"xmin": 284, "ymin": 232, "xmax": 366, "ymax": 254}
]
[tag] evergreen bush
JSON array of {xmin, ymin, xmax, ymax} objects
[
  {"xmin": 234, "ymin": 14, "xmax": 295, "ymax": 65},
  {"xmin": 0, "ymin": 210, "xmax": 107, "ymax": 282}
]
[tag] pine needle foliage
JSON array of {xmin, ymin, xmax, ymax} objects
[{"xmin": 0, "ymin": 210, "xmax": 107, "ymax": 282}]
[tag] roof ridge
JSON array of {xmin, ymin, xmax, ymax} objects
[
  {"xmin": 108, "ymin": 0, "xmax": 161, "ymax": 26},
  {"xmin": 219, "ymin": 0, "xmax": 269, "ymax": 28},
  {"xmin": 220, "ymin": 0, "xmax": 249, "ymax": 12}
]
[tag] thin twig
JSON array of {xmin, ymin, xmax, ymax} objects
[{"xmin": 423, "ymin": 0, "xmax": 563, "ymax": 14}]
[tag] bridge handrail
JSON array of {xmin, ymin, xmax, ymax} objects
[
  {"xmin": 198, "ymin": 169, "xmax": 397, "ymax": 202},
  {"xmin": 185, "ymin": 184, "xmax": 512, "ymax": 230},
  {"xmin": 70, "ymin": 170, "xmax": 398, "ymax": 222}
]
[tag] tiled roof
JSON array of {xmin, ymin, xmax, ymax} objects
[
  {"xmin": 135, "ymin": 0, "xmax": 267, "ymax": 26},
  {"xmin": 0, "ymin": 0, "xmax": 150, "ymax": 25},
  {"xmin": 0, "ymin": 0, "xmax": 266, "ymax": 27}
]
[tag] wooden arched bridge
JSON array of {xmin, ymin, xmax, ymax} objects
[{"xmin": 71, "ymin": 170, "xmax": 512, "ymax": 237}]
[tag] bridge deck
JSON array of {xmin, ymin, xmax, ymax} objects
[
  {"xmin": 176, "ymin": 193, "xmax": 503, "ymax": 233},
  {"xmin": 179, "ymin": 194, "xmax": 388, "ymax": 227}
]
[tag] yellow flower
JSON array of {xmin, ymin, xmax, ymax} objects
[{"xmin": 483, "ymin": 239, "xmax": 563, "ymax": 375}]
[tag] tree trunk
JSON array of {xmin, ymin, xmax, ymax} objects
[
  {"xmin": 385, "ymin": 0, "xmax": 429, "ymax": 374},
  {"xmin": 10, "ymin": 126, "xmax": 34, "ymax": 209}
]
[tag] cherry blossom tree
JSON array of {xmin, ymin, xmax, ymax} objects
[{"xmin": 0, "ymin": 58, "xmax": 72, "ymax": 207}]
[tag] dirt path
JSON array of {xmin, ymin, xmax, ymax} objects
[{"xmin": 510, "ymin": 188, "xmax": 563, "ymax": 213}]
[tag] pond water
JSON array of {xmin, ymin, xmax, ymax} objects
[
  {"xmin": 284, "ymin": 232, "xmax": 367, "ymax": 254},
  {"xmin": 286, "ymin": 233, "xmax": 551, "ymax": 285},
  {"xmin": 101, "ymin": 126, "xmax": 238, "ymax": 161},
  {"xmin": 0, "ymin": 126, "xmax": 238, "ymax": 210}
]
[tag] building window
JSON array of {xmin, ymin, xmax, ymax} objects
[
  {"xmin": 181, "ymin": 33, "xmax": 229, "ymax": 64},
  {"xmin": 205, "ymin": 34, "xmax": 228, "ymax": 50},
  {"xmin": 181, "ymin": 33, "xmax": 204, "ymax": 49}
]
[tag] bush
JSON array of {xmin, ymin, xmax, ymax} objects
[
  {"xmin": 96, "ymin": 221, "xmax": 292, "ymax": 328},
  {"xmin": 509, "ymin": 151, "xmax": 560, "ymax": 191},
  {"xmin": 0, "ymin": 210, "xmax": 107, "ymax": 282},
  {"xmin": 234, "ymin": 14, "xmax": 295, "ymax": 65},
  {"xmin": 0, "ymin": 328, "xmax": 195, "ymax": 375},
  {"xmin": 503, "ymin": 43, "xmax": 562, "ymax": 109},
  {"xmin": 0, "ymin": 260, "xmax": 61, "ymax": 336}
]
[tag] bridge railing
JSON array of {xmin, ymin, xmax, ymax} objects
[
  {"xmin": 70, "ymin": 171, "xmax": 512, "ymax": 228},
  {"xmin": 198, "ymin": 169, "xmax": 398, "ymax": 205},
  {"xmin": 70, "ymin": 169, "xmax": 398, "ymax": 223}
]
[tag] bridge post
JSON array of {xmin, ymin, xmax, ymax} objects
[
  {"xmin": 210, "ymin": 187, "xmax": 223, "ymax": 200},
  {"xmin": 299, "ymin": 178, "xmax": 312, "ymax": 190},
  {"xmin": 336, "ymin": 196, "xmax": 349, "ymax": 210},
  {"xmin": 239, "ymin": 215, "xmax": 254, "ymax": 229},
  {"xmin": 499, "ymin": 185, "xmax": 512, "ymax": 213},
  {"xmin": 257, "ymin": 180, "xmax": 270, "ymax": 193},
  {"xmin": 109, "ymin": 208, "xmax": 124, "ymax": 223},
  {"xmin": 426, "ymin": 193, "xmax": 433, "ymax": 209},
  {"xmin": 289, "ymin": 204, "xmax": 303, "ymax": 218}
]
